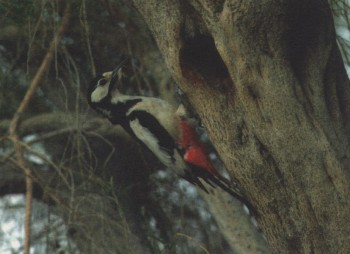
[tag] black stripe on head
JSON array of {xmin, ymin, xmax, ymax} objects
[{"xmin": 127, "ymin": 110, "xmax": 176, "ymax": 158}]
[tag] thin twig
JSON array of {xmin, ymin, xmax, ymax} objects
[
  {"xmin": 80, "ymin": 0, "xmax": 96, "ymax": 76},
  {"xmin": 176, "ymin": 233, "xmax": 210, "ymax": 254},
  {"xmin": 7, "ymin": 4, "xmax": 71, "ymax": 254}
]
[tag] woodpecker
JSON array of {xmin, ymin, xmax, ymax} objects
[{"xmin": 87, "ymin": 60, "xmax": 253, "ymax": 211}]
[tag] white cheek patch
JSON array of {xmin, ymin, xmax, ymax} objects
[
  {"xmin": 103, "ymin": 71, "xmax": 113, "ymax": 79},
  {"xmin": 91, "ymin": 85, "xmax": 109, "ymax": 102}
]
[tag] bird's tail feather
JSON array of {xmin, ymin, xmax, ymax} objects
[{"xmin": 186, "ymin": 164, "xmax": 255, "ymax": 214}]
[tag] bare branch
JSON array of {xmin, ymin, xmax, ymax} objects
[{"xmin": 7, "ymin": 4, "xmax": 72, "ymax": 254}]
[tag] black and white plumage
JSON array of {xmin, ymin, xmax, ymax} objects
[
  {"xmin": 86, "ymin": 61, "xmax": 253, "ymax": 212},
  {"xmin": 87, "ymin": 65, "xmax": 186, "ymax": 176}
]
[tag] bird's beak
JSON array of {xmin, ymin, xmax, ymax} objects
[{"xmin": 110, "ymin": 58, "xmax": 128, "ymax": 88}]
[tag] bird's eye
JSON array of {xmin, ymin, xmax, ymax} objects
[{"xmin": 98, "ymin": 78, "xmax": 107, "ymax": 86}]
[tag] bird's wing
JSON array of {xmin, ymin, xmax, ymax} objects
[{"xmin": 127, "ymin": 110, "xmax": 188, "ymax": 173}]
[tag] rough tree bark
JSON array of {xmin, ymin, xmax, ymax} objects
[{"xmin": 132, "ymin": 0, "xmax": 350, "ymax": 253}]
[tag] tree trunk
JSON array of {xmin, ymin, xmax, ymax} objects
[{"xmin": 132, "ymin": 0, "xmax": 350, "ymax": 253}]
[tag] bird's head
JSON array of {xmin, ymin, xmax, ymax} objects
[{"xmin": 87, "ymin": 58, "xmax": 127, "ymax": 105}]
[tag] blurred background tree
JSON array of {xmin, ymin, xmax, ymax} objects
[{"xmin": 0, "ymin": 0, "xmax": 349, "ymax": 253}]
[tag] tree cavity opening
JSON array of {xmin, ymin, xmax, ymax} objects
[{"xmin": 180, "ymin": 35, "xmax": 229, "ymax": 83}]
